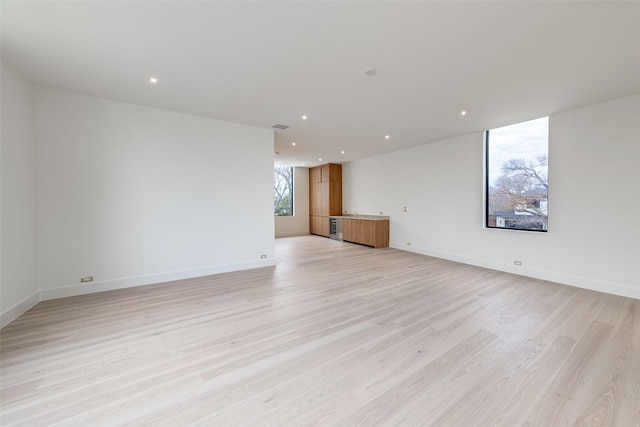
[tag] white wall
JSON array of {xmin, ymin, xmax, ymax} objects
[
  {"xmin": 34, "ymin": 87, "xmax": 275, "ymax": 299},
  {"xmin": 343, "ymin": 94, "xmax": 640, "ymax": 299},
  {"xmin": 1, "ymin": 61, "xmax": 40, "ymax": 326},
  {"xmin": 275, "ymin": 167, "xmax": 310, "ymax": 237}
]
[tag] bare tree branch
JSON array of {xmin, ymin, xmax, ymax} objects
[
  {"xmin": 274, "ymin": 165, "xmax": 293, "ymax": 215},
  {"xmin": 489, "ymin": 154, "xmax": 548, "ymax": 222}
]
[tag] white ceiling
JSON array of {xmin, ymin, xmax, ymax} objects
[{"xmin": 2, "ymin": 1, "xmax": 639, "ymax": 167}]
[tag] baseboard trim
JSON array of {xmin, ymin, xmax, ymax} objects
[
  {"xmin": 390, "ymin": 242, "xmax": 640, "ymax": 300},
  {"xmin": 1, "ymin": 292, "xmax": 41, "ymax": 329},
  {"xmin": 40, "ymin": 259, "xmax": 277, "ymax": 301},
  {"xmin": 275, "ymin": 231, "xmax": 310, "ymax": 238}
]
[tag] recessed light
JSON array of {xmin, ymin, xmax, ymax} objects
[
  {"xmin": 461, "ymin": 110, "xmax": 467, "ymax": 116},
  {"xmin": 302, "ymin": 163, "xmax": 305, "ymax": 166},
  {"xmin": 149, "ymin": 77, "xmax": 158, "ymax": 84},
  {"xmin": 302, "ymin": 115, "xmax": 308, "ymax": 120},
  {"xmin": 385, "ymin": 134, "xmax": 390, "ymax": 139},
  {"xmin": 292, "ymin": 142, "xmax": 296, "ymax": 146},
  {"xmin": 341, "ymin": 150, "xmax": 345, "ymax": 154},
  {"xmin": 318, "ymin": 158, "xmax": 322, "ymax": 161}
]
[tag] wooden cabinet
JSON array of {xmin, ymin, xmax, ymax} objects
[
  {"xmin": 321, "ymin": 164, "xmax": 330, "ymax": 182},
  {"xmin": 309, "ymin": 163, "xmax": 342, "ymax": 236},
  {"xmin": 342, "ymin": 218, "xmax": 389, "ymax": 248},
  {"xmin": 309, "ymin": 215, "xmax": 330, "ymax": 237},
  {"xmin": 310, "ymin": 163, "xmax": 341, "ymax": 184},
  {"xmin": 309, "ymin": 182, "xmax": 328, "ymax": 216},
  {"xmin": 323, "ymin": 164, "xmax": 341, "ymax": 183},
  {"xmin": 342, "ymin": 218, "xmax": 359, "ymax": 243},
  {"xmin": 310, "ymin": 166, "xmax": 322, "ymax": 183},
  {"xmin": 328, "ymin": 181, "xmax": 342, "ymax": 215}
]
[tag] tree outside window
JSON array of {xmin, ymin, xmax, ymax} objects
[
  {"xmin": 274, "ymin": 165, "xmax": 294, "ymax": 216},
  {"xmin": 486, "ymin": 117, "xmax": 548, "ymax": 232}
]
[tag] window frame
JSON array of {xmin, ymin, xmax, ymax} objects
[
  {"xmin": 484, "ymin": 118, "xmax": 549, "ymax": 233},
  {"xmin": 274, "ymin": 165, "xmax": 294, "ymax": 217}
]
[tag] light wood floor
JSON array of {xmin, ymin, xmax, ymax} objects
[{"xmin": 1, "ymin": 236, "xmax": 639, "ymax": 426}]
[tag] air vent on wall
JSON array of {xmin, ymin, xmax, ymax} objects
[{"xmin": 272, "ymin": 124, "xmax": 289, "ymax": 130}]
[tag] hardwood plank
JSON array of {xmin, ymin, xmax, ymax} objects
[
  {"xmin": 1, "ymin": 235, "xmax": 638, "ymax": 426},
  {"xmin": 334, "ymin": 329, "xmax": 498, "ymax": 426},
  {"xmin": 525, "ymin": 320, "xmax": 613, "ymax": 426}
]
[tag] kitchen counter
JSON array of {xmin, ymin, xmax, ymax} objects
[
  {"xmin": 329, "ymin": 215, "xmax": 390, "ymax": 248},
  {"xmin": 330, "ymin": 214, "xmax": 390, "ymax": 221}
]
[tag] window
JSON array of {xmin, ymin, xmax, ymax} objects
[
  {"xmin": 486, "ymin": 117, "xmax": 548, "ymax": 232},
  {"xmin": 274, "ymin": 165, "xmax": 294, "ymax": 216}
]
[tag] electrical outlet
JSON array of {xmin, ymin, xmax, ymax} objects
[
  {"xmin": 80, "ymin": 276, "xmax": 94, "ymax": 283},
  {"xmin": 514, "ymin": 261, "xmax": 522, "ymax": 266},
  {"xmin": 260, "ymin": 254, "xmax": 267, "ymax": 259},
  {"xmin": 403, "ymin": 206, "xmax": 408, "ymax": 212}
]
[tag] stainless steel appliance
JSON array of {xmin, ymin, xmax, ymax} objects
[{"xmin": 329, "ymin": 217, "xmax": 343, "ymax": 241}]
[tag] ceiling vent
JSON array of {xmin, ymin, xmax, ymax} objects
[{"xmin": 272, "ymin": 124, "xmax": 289, "ymax": 131}]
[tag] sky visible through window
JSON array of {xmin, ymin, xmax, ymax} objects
[{"xmin": 487, "ymin": 117, "xmax": 549, "ymax": 186}]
